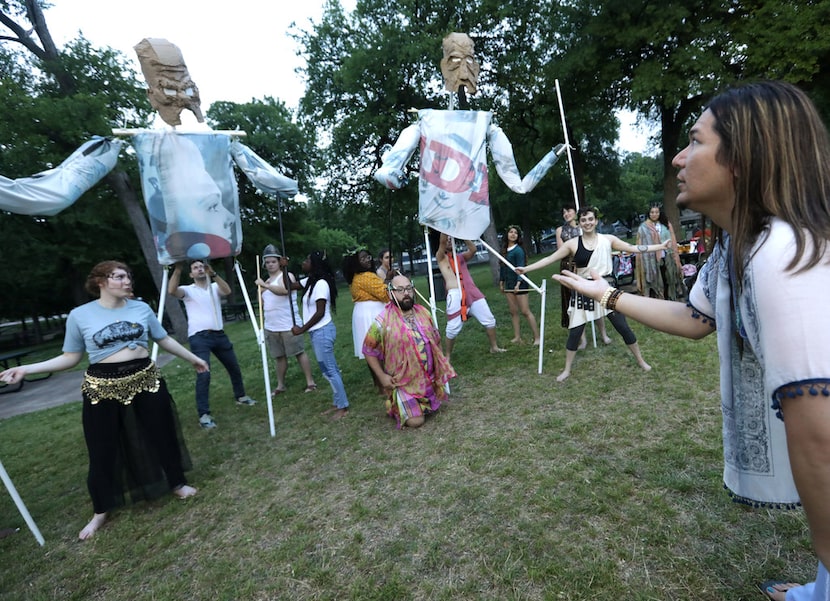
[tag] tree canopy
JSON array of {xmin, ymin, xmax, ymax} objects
[{"xmin": 3, "ymin": 0, "xmax": 830, "ymax": 326}]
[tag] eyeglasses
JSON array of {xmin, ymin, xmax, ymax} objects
[
  {"xmin": 390, "ymin": 285, "xmax": 414, "ymax": 293},
  {"xmin": 108, "ymin": 273, "xmax": 132, "ymax": 282}
]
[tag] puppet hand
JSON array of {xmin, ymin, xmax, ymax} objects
[{"xmin": 376, "ymin": 167, "xmax": 409, "ymax": 190}]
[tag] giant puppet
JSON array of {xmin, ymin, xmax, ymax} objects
[
  {"xmin": 374, "ymin": 33, "xmax": 566, "ymax": 372},
  {"xmin": 0, "ymin": 38, "xmax": 297, "ymax": 265},
  {"xmin": 374, "ymin": 33, "xmax": 566, "ymax": 241},
  {"xmin": 0, "ymin": 38, "xmax": 295, "ymax": 437}
]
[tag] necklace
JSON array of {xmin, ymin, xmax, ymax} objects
[{"xmin": 581, "ymin": 234, "xmax": 598, "ymax": 251}]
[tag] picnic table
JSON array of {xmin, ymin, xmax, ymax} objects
[{"xmin": 0, "ymin": 350, "xmax": 51, "ymax": 394}]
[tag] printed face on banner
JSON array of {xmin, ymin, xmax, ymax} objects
[
  {"xmin": 133, "ymin": 133, "xmax": 242, "ymax": 265},
  {"xmin": 134, "ymin": 38, "xmax": 204, "ymax": 127}
]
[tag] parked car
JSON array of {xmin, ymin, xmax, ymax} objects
[{"xmin": 611, "ymin": 220, "xmax": 632, "ymax": 238}]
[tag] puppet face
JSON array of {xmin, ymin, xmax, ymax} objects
[
  {"xmin": 135, "ymin": 38, "xmax": 204, "ymax": 126},
  {"xmin": 440, "ymin": 33, "xmax": 480, "ymax": 95}
]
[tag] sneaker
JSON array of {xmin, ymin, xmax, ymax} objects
[
  {"xmin": 236, "ymin": 395, "xmax": 256, "ymax": 406},
  {"xmin": 199, "ymin": 414, "xmax": 217, "ymax": 429}
]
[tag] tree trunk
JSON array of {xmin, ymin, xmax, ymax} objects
[{"xmin": 105, "ymin": 170, "xmax": 189, "ymax": 341}]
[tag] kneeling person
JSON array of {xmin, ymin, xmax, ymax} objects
[{"xmin": 363, "ymin": 274, "xmax": 456, "ymax": 428}]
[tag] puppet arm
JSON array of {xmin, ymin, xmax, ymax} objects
[
  {"xmin": 0, "ymin": 137, "xmax": 122, "ymax": 216},
  {"xmin": 230, "ymin": 141, "xmax": 298, "ymax": 199},
  {"xmin": 374, "ymin": 123, "xmax": 421, "ymax": 190},
  {"xmin": 487, "ymin": 125, "xmax": 566, "ymax": 194}
]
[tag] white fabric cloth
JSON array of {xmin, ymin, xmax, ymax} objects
[
  {"xmin": 568, "ymin": 235, "xmax": 614, "ymax": 328},
  {"xmin": 351, "ymin": 300, "xmax": 385, "ymax": 358},
  {"xmin": 374, "ymin": 109, "xmax": 562, "ymax": 240},
  {"xmin": 301, "ymin": 280, "xmax": 332, "ymax": 332},
  {"xmin": 0, "ymin": 138, "xmax": 122, "ymax": 216},
  {"xmin": 689, "ymin": 219, "xmax": 830, "ymax": 599},
  {"xmin": 179, "ymin": 283, "xmax": 224, "ymax": 337},
  {"xmin": 262, "ymin": 271, "xmax": 302, "ymax": 332},
  {"xmin": 786, "ymin": 562, "xmax": 828, "ymax": 601}
]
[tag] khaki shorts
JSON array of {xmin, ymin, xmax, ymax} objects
[{"xmin": 265, "ymin": 329, "xmax": 305, "ymax": 358}]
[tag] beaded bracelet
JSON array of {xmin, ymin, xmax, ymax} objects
[
  {"xmin": 606, "ymin": 289, "xmax": 625, "ymax": 312},
  {"xmin": 599, "ymin": 287, "xmax": 617, "ymax": 309}
]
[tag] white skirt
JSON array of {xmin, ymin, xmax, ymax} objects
[{"xmin": 352, "ymin": 300, "xmax": 386, "ymax": 358}]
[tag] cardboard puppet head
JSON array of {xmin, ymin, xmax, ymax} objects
[
  {"xmin": 134, "ymin": 38, "xmax": 204, "ymax": 126},
  {"xmin": 440, "ymin": 33, "xmax": 480, "ymax": 95}
]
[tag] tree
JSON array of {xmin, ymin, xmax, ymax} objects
[
  {"xmin": 553, "ymin": 0, "xmax": 830, "ymax": 232},
  {"xmin": 0, "ymin": 1, "xmax": 192, "ymax": 335},
  {"xmin": 295, "ymin": 0, "xmax": 623, "ymax": 280}
]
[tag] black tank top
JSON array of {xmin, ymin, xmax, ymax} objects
[{"xmin": 573, "ymin": 237, "xmax": 593, "ymax": 269}]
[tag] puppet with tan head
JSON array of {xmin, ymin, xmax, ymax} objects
[
  {"xmin": 134, "ymin": 38, "xmax": 204, "ymax": 127},
  {"xmin": 440, "ymin": 32, "xmax": 480, "ymax": 96}
]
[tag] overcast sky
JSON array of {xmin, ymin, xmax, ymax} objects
[{"xmin": 43, "ymin": 0, "xmax": 652, "ymax": 152}]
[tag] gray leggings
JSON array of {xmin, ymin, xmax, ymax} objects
[{"xmin": 566, "ymin": 312, "xmax": 637, "ymax": 350}]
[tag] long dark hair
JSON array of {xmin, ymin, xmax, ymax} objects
[
  {"xmin": 501, "ymin": 225, "xmax": 526, "ymax": 254},
  {"xmin": 341, "ymin": 249, "xmax": 372, "ymax": 285},
  {"xmin": 303, "ymin": 250, "xmax": 338, "ymax": 312},
  {"xmin": 706, "ymin": 81, "xmax": 830, "ymax": 285}
]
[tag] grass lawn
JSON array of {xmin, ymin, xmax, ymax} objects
[{"xmin": 0, "ymin": 261, "xmax": 815, "ymax": 600}]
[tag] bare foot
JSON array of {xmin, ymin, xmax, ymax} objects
[
  {"xmin": 79, "ymin": 513, "xmax": 107, "ymax": 541},
  {"xmin": 639, "ymin": 360, "xmax": 652, "ymax": 372},
  {"xmin": 320, "ymin": 406, "xmax": 337, "ymax": 416},
  {"xmin": 532, "ymin": 339, "xmax": 540, "ymax": 346},
  {"xmin": 602, "ymin": 336, "xmax": 612, "ymax": 345},
  {"xmin": 490, "ymin": 347, "xmax": 507, "ymax": 354},
  {"xmin": 577, "ymin": 337, "xmax": 587, "ymax": 350},
  {"xmin": 510, "ymin": 337, "xmax": 522, "ymax": 344},
  {"xmin": 331, "ymin": 408, "xmax": 349, "ymax": 420},
  {"xmin": 556, "ymin": 370, "xmax": 570, "ymax": 382},
  {"xmin": 173, "ymin": 484, "xmax": 198, "ymax": 499},
  {"xmin": 761, "ymin": 582, "xmax": 802, "ymax": 601}
]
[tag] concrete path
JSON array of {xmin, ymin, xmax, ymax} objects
[{"xmin": 0, "ymin": 354, "xmax": 174, "ymax": 420}]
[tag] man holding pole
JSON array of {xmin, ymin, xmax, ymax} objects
[
  {"xmin": 435, "ymin": 231, "xmax": 506, "ymax": 362},
  {"xmin": 169, "ymin": 260, "xmax": 256, "ymax": 429},
  {"xmin": 254, "ymin": 245, "xmax": 317, "ymax": 395}
]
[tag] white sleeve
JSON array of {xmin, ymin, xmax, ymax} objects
[{"xmin": 748, "ymin": 223, "xmax": 830, "ymax": 394}]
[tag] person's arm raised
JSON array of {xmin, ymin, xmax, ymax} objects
[
  {"xmin": 0, "ymin": 352, "xmax": 83, "ymax": 385},
  {"xmin": 168, "ymin": 263, "xmax": 185, "ymax": 299},
  {"xmin": 609, "ymin": 234, "xmax": 670, "ymax": 255},
  {"xmin": 461, "ymin": 239, "xmax": 476, "ymax": 261},
  {"xmin": 516, "ymin": 240, "xmax": 574, "ymax": 274},
  {"xmin": 554, "ymin": 268, "xmax": 714, "ymax": 339}
]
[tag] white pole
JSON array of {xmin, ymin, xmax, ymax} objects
[
  {"xmin": 424, "ymin": 228, "xmax": 450, "ymax": 393},
  {"xmin": 233, "ymin": 262, "xmax": 275, "ymax": 437},
  {"xmin": 538, "ymin": 279, "xmax": 546, "ymax": 375},
  {"xmin": 555, "ymin": 79, "xmax": 580, "ymax": 212},
  {"xmin": 556, "ymin": 78, "xmax": 595, "ymax": 346},
  {"xmin": 423, "ymin": 227, "xmax": 439, "ymax": 328},
  {"xmin": 477, "ymin": 238, "xmax": 542, "ymax": 294},
  {"xmin": 151, "ymin": 267, "xmax": 169, "ymax": 362},
  {"xmin": 476, "ymin": 238, "xmax": 546, "ymax": 374},
  {"xmin": 0, "ymin": 460, "xmax": 44, "ymax": 546}
]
